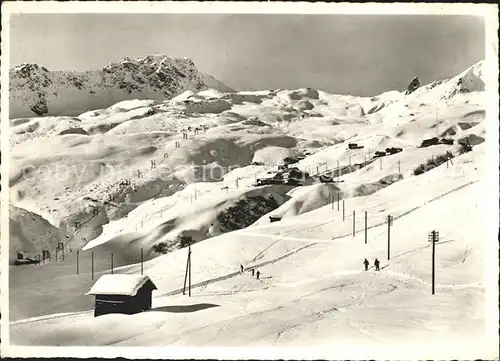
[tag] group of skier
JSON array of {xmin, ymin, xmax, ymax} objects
[
  {"xmin": 364, "ymin": 258, "xmax": 380, "ymax": 271},
  {"xmin": 239, "ymin": 259, "xmax": 379, "ymax": 281},
  {"xmin": 240, "ymin": 264, "xmax": 260, "ymax": 280}
]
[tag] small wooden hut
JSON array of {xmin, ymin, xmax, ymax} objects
[
  {"xmin": 86, "ymin": 274, "xmax": 157, "ymax": 317},
  {"xmin": 269, "ymin": 215, "xmax": 282, "ymax": 223},
  {"xmin": 420, "ymin": 137, "xmax": 440, "ymax": 148}
]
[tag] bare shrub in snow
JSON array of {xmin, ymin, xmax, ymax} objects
[
  {"xmin": 151, "ymin": 235, "xmax": 195, "ymax": 254},
  {"xmin": 353, "ymin": 174, "xmax": 403, "ymax": 197},
  {"xmin": 413, "ymin": 152, "xmax": 454, "ymax": 175},
  {"xmin": 178, "ymin": 235, "xmax": 196, "ymax": 248},
  {"xmin": 217, "ymin": 195, "xmax": 279, "ymax": 232},
  {"xmin": 151, "ymin": 242, "xmax": 172, "ymax": 254}
]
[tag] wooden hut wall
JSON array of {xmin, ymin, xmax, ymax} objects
[{"xmin": 93, "ymin": 280, "xmax": 156, "ymax": 317}]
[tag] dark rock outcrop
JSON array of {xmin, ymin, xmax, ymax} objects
[
  {"xmin": 59, "ymin": 127, "xmax": 90, "ymax": 136},
  {"xmin": 405, "ymin": 76, "xmax": 421, "ymax": 95}
]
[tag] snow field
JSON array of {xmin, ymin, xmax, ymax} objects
[{"xmin": 7, "ymin": 60, "xmax": 497, "ymax": 357}]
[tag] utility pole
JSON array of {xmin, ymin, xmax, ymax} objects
[
  {"xmin": 111, "ymin": 253, "xmax": 114, "ymax": 274},
  {"xmin": 183, "ymin": 246, "xmax": 192, "ymax": 297},
  {"xmin": 141, "ymin": 248, "xmax": 144, "ymax": 275},
  {"xmin": 428, "ymin": 230, "xmax": 439, "ymax": 295},
  {"xmin": 436, "ymin": 108, "xmax": 439, "ymax": 135},
  {"xmin": 189, "ymin": 246, "xmax": 192, "ymax": 297},
  {"xmin": 364, "ymin": 211, "xmax": 368, "ymax": 244},
  {"xmin": 76, "ymin": 251, "xmax": 79, "ymax": 275},
  {"xmin": 183, "ymin": 247, "xmax": 189, "ymax": 295},
  {"xmin": 91, "ymin": 252, "xmax": 94, "ymax": 280},
  {"xmin": 337, "ymin": 160, "xmax": 340, "ymax": 182},
  {"xmin": 343, "ymin": 200, "xmax": 345, "ymax": 221},
  {"xmin": 387, "ymin": 215, "xmax": 393, "ymax": 260},
  {"xmin": 352, "ymin": 210, "xmax": 356, "ymax": 236},
  {"xmin": 380, "ymin": 157, "xmax": 383, "ymax": 171},
  {"xmin": 337, "ymin": 193, "xmax": 340, "ymax": 211},
  {"xmin": 398, "ymin": 160, "xmax": 401, "ymax": 173}
]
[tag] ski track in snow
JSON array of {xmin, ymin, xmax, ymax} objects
[
  {"xmin": 8, "ymin": 60, "xmax": 493, "ymax": 354},
  {"xmin": 10, "ymin": 159, "xmax": 483, "ymax": 331},
  {"xmin": 55, "ymin": 179, "xmax": 482, "ymax": 311},
  {"xmin": 155, "ymin": 174, "xmax": 479, "ymax": 298}
]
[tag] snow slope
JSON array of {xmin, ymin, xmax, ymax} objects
[
  {"xmin": 9, "ymin": 55, "xmax": 234, "ymax": 118},
  {"xmin": 9, "ymin": 150, "xmax": 495, "ymax": 356},
  {"xmin": 8, "ymin": 60, "xmax": 488, "ymax": 259},
  {"xmin": 7, "ymin": 60, "xmax": 498, "ymax": 357}
]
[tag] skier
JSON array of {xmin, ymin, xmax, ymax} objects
[
  {"xmin": 251, "ymin": 268, "xmax": 255, "ymax": 276},
  {"xmin": 374, "ymin": 258, "xmax": 380, "ymax": 271},
  {"xmin": 256, "ymin": 270, "xmax": 260, "ymax": 280},
  {"xmin": 240, "ymin": 264, "xmax": 244, "ymax": 273},
  {"xmin": 363, "ymin": 258, "xmax": 369, "ymax": 271}
]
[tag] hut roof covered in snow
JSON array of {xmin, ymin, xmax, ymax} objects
[{"xmin": 86, "ymin": 274, "xmax": 157, "ymax": 297}]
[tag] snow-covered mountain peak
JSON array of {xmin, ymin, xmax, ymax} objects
[
  {"xmin": 105, "ymin": 54, "xmax": 196, "ymax": 74},
  {"xmin": 404, "ymin": 60, "xmax": 485, "ymax": 101},
  {"xmin": 14, "ymin": 63, "xmax": 50, "ymax": 75},
  {"xmin": 9, "ymin": 54, "xmax": 234, "ymax": 118}
]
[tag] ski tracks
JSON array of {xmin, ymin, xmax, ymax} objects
[
  {"xmin": 376, "ymin": 269, "xmax": 482, "ymax": 290},
  {"xmin": 154, "ymin": 180, "xmax": 480, "ymax": 300}
]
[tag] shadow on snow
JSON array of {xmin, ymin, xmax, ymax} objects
[{"xmin": 149, "ymin": 303, "xmax": 220, "ymax": 313}]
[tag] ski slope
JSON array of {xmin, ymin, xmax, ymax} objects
[{"xmin": 7, "ymin": 60, "xmax": 498, "ymax": 358}]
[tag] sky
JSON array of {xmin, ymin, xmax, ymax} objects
[{"xmin": 10, "ymin": 14, "xmax": 485, "ymax": 96}]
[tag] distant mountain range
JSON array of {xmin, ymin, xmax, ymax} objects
[{"xmin": 9, "ymin": 54, "xmax": 234, "ymax": 118}]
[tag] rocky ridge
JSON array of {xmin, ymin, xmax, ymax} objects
[{"xmin": 9, "ymin": 55, "xmax": 234, "ymax": 118}]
